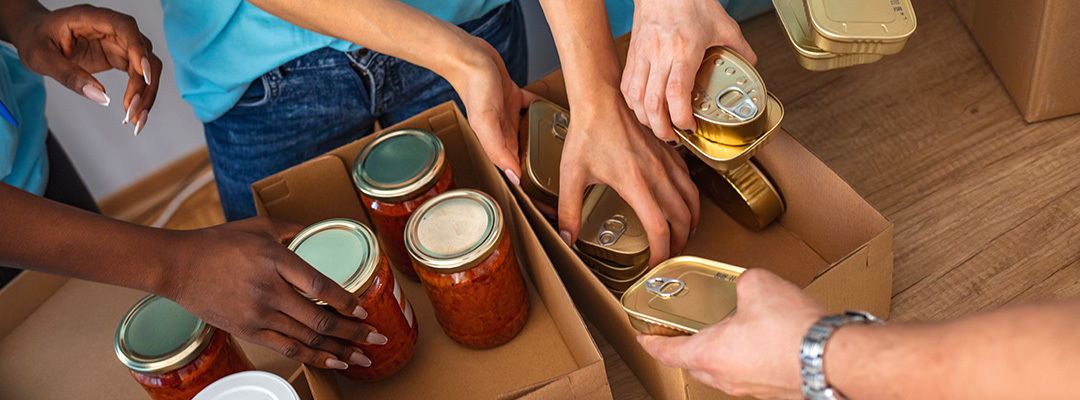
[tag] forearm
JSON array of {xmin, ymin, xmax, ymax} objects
[
  {"xmin": 536, "ymin": 0, "xmax": 624, "ymax": 110},
  {"xmin": 0, "ymin": 183, "xmax": 171, "ymax": 293},
  {"xmin": 0, "ymin": 0, "xmax": 47, "ymax": 43},
  {"xmin": 246, "ymin": 0, "xmax": 481, "ymax": 82},
  {"xmin": 827, "ymin": 301, "xmax": 1080, "ymax": 398}
]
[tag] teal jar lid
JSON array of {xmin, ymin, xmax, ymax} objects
[
  {"xmin": 115, "ymin": 295, "xmax": 215, "ymax": 375},
  {"xmin": 405, "ymin": 189, "xmax": 505, "ymax": 274},
  {"xmin": 353, "ymin": 129, "xmax": 446, "ymax": 202},
  {"xmin": 288, "ymin": 219, "xmax": 380, "ymax": 301}
]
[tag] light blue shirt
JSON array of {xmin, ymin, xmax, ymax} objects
[
  {"xmin": 605, "ymin": 0, "xmax": 775, "ymax": 37},
  {"xmin": 0, "ymin": 46, "xmax": 48, "ymax": 196},
  {"xmin": 161, "ymin": 0, "xmax": 509, "ymax": 122}
]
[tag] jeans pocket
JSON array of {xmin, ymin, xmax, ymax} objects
[{"xmin": 234, "ymin": 74, "xmax": 272, "ymax": 107}]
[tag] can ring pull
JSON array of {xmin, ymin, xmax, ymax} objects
[
  {"xmin": 715, "ymin": 86, "xmax": 758, "ymax": 121},
  {"xmin": 552, "ymin": 111, "xmax": 569, "ymax": 140},
  {"xmin": 597, "ymin": 215, "xmax": 627, "ymax": 247},
  {"xmin": 645, "ymin": 277, "xmax": 685, "ymax": 298}
]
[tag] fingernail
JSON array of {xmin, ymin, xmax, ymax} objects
[
  {"xmin": 82, "ymin": 85, "xmax": 110, "ymax": 107},
  {"xmin": 134, "ymin": 110, "xmax": 148, "ymax": 136},
  {"xmin": 325, "ymin": 358, "xmax": 349, "ymax": 370},
  {"xmin": 142, "ymin": 58, "xmax": 152, "ymax": 86},
  {"xmin": 123, "ymin": 94, "xmax": 141, "ymax": 125},
  {"xmin": 505, "ymin": 169, "xmax": 521, "ymax": 186},
  {"xmin": 690, "ymin": 227, "xmax": 698, "ymax": 238},
  {"xmin": 352, "ymin": 305, "xmax": 368, "ymax": 319},
  {"xmin": 367, "ymin": 332, "xmax": 388, "ymax": 346},
  {"xmin": 559, "ymin": 230, "xmax": 572, "ymax": 247},
  {"xmin": 349, "ymin": 351, "xmax": 372, "ymax": 367}
]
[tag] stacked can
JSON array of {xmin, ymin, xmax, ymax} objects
[
  {"xmin": 573, "ymin": 185, "xmax": 651, "ymax": 296},
  {"xmin": 772, "ymin": 0, "xmax": 917, "ymax": 71},
  {"xmin": 675, "ymin": 46, "xmax": 786, "ymax": 231}
]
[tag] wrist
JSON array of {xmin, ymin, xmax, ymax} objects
[
  {"xmin": 800, "ymin": 311, "xmax": 884, "ymax": 400},
  {"xmin": 0, "ymin": 1, "xmax": 47, "ymax": 44}
]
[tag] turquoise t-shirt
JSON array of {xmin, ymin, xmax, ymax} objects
[
  {"xmin": 161, "ymin": 0, "xmax": 509, "ymax": 123},
  {"xmin": 605, "ymin": 0, "xmax": 775, "ymax": 37},
  {"xmin": 0, "ymin": 46, "xmax": 48, "ymax": 196}
]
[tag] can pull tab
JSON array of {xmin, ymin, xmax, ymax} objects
[
  {"xmin": 645, "ymin": 277, "xmax": 685, "ymax": 298},
  {"xmin": 715, "ymin": 86, "xmax": 758, "ymax": 121},
  {"xmin": 552, "ymin": 111, "xmax": 569, "ymax": 140},
  {"xmin": 597, "ymin": 215, "xmax": 627, "ymax": 247}
]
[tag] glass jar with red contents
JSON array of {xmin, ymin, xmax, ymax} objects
[
  {"xmin": 288, "ymin": 219, "xmax": 419, "ymax": 381},
  {"xmin": 353, "ymin": 129, "xmax": 455, "ymax": 282},
  {"xmin": 405, "ymin": 189, "xmax": 529, "ymax": 349},
  {"xmin": 115, "ymin": 295, "xmax": 255, "ymax": 400}
]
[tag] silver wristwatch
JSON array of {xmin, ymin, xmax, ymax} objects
[{"xmin": 799, "ymin": 311, "xmax": 883, "ymax": 400}]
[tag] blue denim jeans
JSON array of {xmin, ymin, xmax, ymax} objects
[{"xmin": 204, "ymin": 1, "xmax": 528, "ymax": 221}]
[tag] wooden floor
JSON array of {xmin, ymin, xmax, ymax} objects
[{"xmin": 101, "ymin": 0, "xmax": 1080, "ymax": 398}]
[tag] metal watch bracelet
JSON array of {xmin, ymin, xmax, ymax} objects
[{"xmin": 799, "ymin": 311, "xmax": 883, "ymax": 400}]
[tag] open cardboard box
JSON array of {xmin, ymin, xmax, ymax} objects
[
  {"xmin": 0, "ymin": 271, "xmax": 312, "ymax": 399},
  {"xmin": 514, "ymin": 45, "xmax": 894, "ymax": 400},
  {"xmin": 251, "ymin": 102, "xmax": 610, "ymax": 400}
]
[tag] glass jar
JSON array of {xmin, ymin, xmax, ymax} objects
[
  {"xmin": 405, "ymin": 189, "xmax": 529, "ymax": 349},
  {"xmin": 289, "ymin": 219, "xmax": 419, "ymax": 381},
  {"xmin": 115, "ymin": 295, "xmax": 255, "ymax": 400},
  {"xmin": 353, "ymin": 129, "xmax": 455, "ymax": 281}
]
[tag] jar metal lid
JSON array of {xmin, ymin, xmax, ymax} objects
[
  {"xmin": 575, "ymin": 184, "xmax": 651, "ymax": 267},
  {"xmin": 115, "ymin": 295, "xmax": 216, "ymax": 375},
  {"xmin": 805, "ymin": 0, "xmax": 916, "ymax": 55},
  {"xmin": 688, "ymin": 157, "xmax": 785, "ymax": 231},
  {"xmin": 675, "ymin": 91, "xmax": 784, "ymax": 172},
  {"xmin": 520, "ymin": 99, "xmax": 568, "ymax": 210},
  {"xmin": 690, "ymin": 47, "xmax": 768, "ymax": 146},
  {"xmin": 772, "ymin": 0, "xmax": 884, "ymax": 70},
  {"xmin": 621, "ymin": 256, "xmax": 745, "ymax": 336},
  {"xmin": 193, "ymin": 371, "xmax": 300, "ymax": 400},
  {"xmin": 288, "ymin": 219, "xmax": 380, "ymax": 302},
  {"xmin": 353, "ymin": 129, "xmax": 447, "ymax": 203},
  {"xmin": 405, "ymin": 189, "xmax": 505, "ymax": 274}
]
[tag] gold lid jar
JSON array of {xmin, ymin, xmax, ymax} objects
[
  {"xmin": 621, "ymin": 256, "xmax": 745, "ymax": 336},
  {"xmin": 772, "ymin": 0, "xmax": 884, "ymax": 70},
  {"xmin": 675, "ymin": 92, "xmax": 785, "ymax": 172},
  {"xmin": 690, "ymin": 47, "xmax": 769, "ymax": 146},
  {"xmin": 575, "ymin": 184, "xmax": 651, "ymax": 268},
  {"xmin": 805, "ymin": 0, "xmax": 917, "ymax": 55},
  {"xmin": 520, "ymin": 99, "xmax": 568, "ymax": 212},
  {"xmin": 686, "ymin": 156, "xmax": 785, "ymax": 230}
]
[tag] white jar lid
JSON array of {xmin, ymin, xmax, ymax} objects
[{"xmin": 193, "ymin": 371, "xmax": 300, "ymax": 400}]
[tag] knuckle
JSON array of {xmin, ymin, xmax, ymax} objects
[
  {"xmin": 306, "ymin": 331, "xmax": 326, "ymax": 349},
  {"xmin": 279, "ymin": 342, "xmax": 302, "ymax": 359},
  {"xmin": 644, "ymin": 92, "xmax": 663, "ymax": 113},
  {"xmin": 312, "ymin": 311, "xmax": 339, "ymax": 335}
]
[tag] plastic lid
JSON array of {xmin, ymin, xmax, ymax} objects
[
  {"xmin": 353, "ymin": 129, "xmax": 446, "ymax": 202},
  {"xmin": 115, "ymin": 295, "xmax": 215, "ymax": 374},
  {"xmin": 193, "ymin": 371, "xmax": 300, "ymax": 400},
  {"xmin": 288, "ymin": 219, "xmax": 380, "ymax": 300},
  {"xmin": 405, "ymin": 189, "xmax": 504, "ymax": 273}
]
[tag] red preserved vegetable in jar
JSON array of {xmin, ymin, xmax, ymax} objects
[
  {"xmin": 405, "ymin": 189, "xmax": 529, "ymax": 349},
  {"xmin": 289, "ymin": 219, "xmax": 419, "ymax": 381},
  {"xmin": 115, "ymin": 295, "xmax": 255, "ymax": 400},
  {"xmin": 353, "ymin": 128, "xmax": 455, "ymax": 281}
]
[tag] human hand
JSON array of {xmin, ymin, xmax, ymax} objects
[
  {"xmin": 638, "ymin": 269, "xmax": 825, "ymax": 399},
  {"xmin": 161, "ymin": 217, "xmax": 383, "ymax": 370},
  {"xmin": 558, "ymin": 94, "xmax": 699, "ymax": 267},
  {"xmin": 621, "ymin": 0, "xmax": 756, "ymax": 141},
  {"xmin": 442, "ymin": 35, "xmax": 538, "ymax": 185},
  {"xmin": 9, "ymin": 4, "xmax": 161, "ymax": 134}
]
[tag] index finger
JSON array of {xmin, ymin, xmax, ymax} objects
[{"xmin": 275, "ymin": 250, "xmax": 367, "ymax": 320}]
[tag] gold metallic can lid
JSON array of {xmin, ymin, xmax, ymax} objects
[
  {"xmin": 520, "ymin": 99, "xmax": 568, "ymax": 210},
  {"xmin": 405, "ymin": 189, "xmax": 505, "ymax": 274},
  {"xmin": 773, "ymin": 0, "xmax": 884, "ymax": 71},
  {"xmin": 353, "ymin": 129, "xmax": 447, "ymax": 203},
  {"xmin": 575, "ymin": 244, "xmax": 648, "ymax": 280},
  {"xmin": 676, "ymin": 92, "xmax": 784, "ymax": 172},
  {"xmin": 575, "ymin": 184, "xmax": 651, "ymax": 267},
  {"xmin": 288, "ymin": 219, "xmax": 381, "ymax": 302},
  {"xmin": 621, "ymin": 256, "xmax": 745, "ymax": 336},
  {"xmin": 688, "ymin": 157, "xmax": 785, "ymax": 231},
  {"xmin": 805, "ymin": 0, "xmax": 917, "ymax": 55},
  {"xmin": 115, "ymin": 295, "xmax": 216, "ymax": 375},
  {"xmin": 690, "ymin": 47, "xmax": 769, "ymax": 146}
]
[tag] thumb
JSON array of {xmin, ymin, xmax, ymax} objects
[
  {"xmin": 637, "ymin": 333, "xmax": 698, "ymax": 370},
  {"xmin": 557, "ymin": 165, "xmax": 588, "ymax": 248},
  {"xmin": 471, "ymin": 109, "xmax": 523, "ymax": 187},
  {"xmin": 24, "ymin": 48, "xmax": 109, "ymax": 106}
]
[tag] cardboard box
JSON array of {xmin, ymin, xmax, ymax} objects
[
  {"xmin": 251, "ymin": 102, "xmax": 611, "ymax": 400},
  {"xmin": 0, "ymin": 271, "xmax": 312, "ymax": 399},
  {"xmin": 515, "ymin": 60, "xmax": 894, "ymax": 399},
  {"xmin": 949, "ymin": 0, "xmax": 1080, "ymax": 122}
]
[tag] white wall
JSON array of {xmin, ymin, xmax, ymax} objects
[{"xmin": 38, "ymin": 0, "xmax": 561, "ymax": 200}]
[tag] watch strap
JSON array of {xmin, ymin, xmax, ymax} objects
[{"xmin": 799, "ymin": 311, "xmax": 882, "ymax": 400}]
